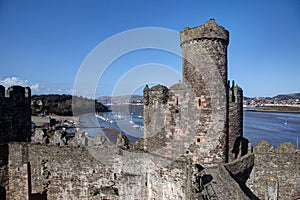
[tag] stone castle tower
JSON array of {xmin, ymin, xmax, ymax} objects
[
  {"xmin": 0, "ymin": 85, "xmax": 32, "ymax": 144},
  {"xmin": 144, "ymin": 19, "xmax": 244, "ymax": 166}
]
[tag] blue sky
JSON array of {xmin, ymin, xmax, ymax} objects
[{"xmin": 0, "ymin": 0, "xmax": 299, "ymax": 97}]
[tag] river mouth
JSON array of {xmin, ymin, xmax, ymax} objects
[
  {"xmin": 80, "ymin": 106, "xmax": 300, "ymax": 148},
  {"xmin": 243, "ymin": 110, "xmax": 300, "ymax": 147}
]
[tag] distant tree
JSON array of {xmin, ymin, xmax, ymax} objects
[{"xmin": 31, "ymin": 94, "xmax": 109, "ymax": 116}]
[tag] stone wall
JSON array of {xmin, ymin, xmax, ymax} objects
[
  {"xmin": 143, "ymin": 19, "xmax": 246, "ymax": 166},
  {"xmin": 6, "ymin": 140, "xmax": 191, "ymax": 199},
  {"xmin": 247, "ymin": 141, "xmax": 300, "ymax": 199},
  {"xmin": 0, "ymin": 85, "xmax": 31, "ymax": 144},
  {"xmin": 143, "ymin": 84, "xmax": 169, "ymax": 152},
  {"xmin": 228, "ymin": 83, "xmax": 245, "ymax": 161},
  {"xmin": 179, "ymin": 19, "xmax": 229, "ymax": 165},
  {"xmin": 7, "ymin": 142, "xmax": 117, "ymax": 199},
  {"xmin": 4, "ymin": 135, "xmax": 259, "ymax": 200}
]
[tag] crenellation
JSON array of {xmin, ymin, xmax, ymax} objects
[
  {"xmin": 180, "ymin": 19, "xmax": 229, "ymax": 47},
  {"xmin": 0, "ymin": 85, "xmax": 32, "ymax": 144},
  {"xmin": 247, "ymin": 141, "xmax": 300, "ymax": 200},
  {"xmin": 7, "ymin": 86, "xmax": 25, "ymax": 102},
  {"xmin": 24, "ymin": 87, "xmax": 31, "ymax": 104}
]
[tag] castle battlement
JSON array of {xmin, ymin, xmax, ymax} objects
[
  {"xmin": 0, "ymin": 85, "xmax": 31, "ymax": 144},
  {"xmin": 180, "ymin": 18, "xmax": 229, "ymax": 46},
  {"xmin": 143, "ymin": 84, "xmax": 169, "ymax": 106},
  {"xmin": 228, "ymin": 80, "xmax": 243, "ymax": 103},
  {"xmin": 6, "ymin": 85, "xmax": 31, "ymax": 104}
]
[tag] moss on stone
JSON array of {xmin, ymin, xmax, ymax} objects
[
  {"xmin": 260, "ymin": 175, "xmax": 278, "ymax": 182},
  {"xmin": 275, "ymin": 142, "xmax": 296, "ymax": 154},
  {"xmin": 255, "ymin": 141, "xmax": 274, "ymax": 153},
  {"xmin": 150, "ymin": 84, "xmax": 168, "ymax": 91}
]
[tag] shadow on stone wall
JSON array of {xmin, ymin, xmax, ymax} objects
[
  {"xmin": 232, "ymin": 137, "xmax": 250, "ymax": 159},
  {"xmin": 30, "ymin": 192, "xmax": 47, "ymax": 200},
  {"xmin": 28, "ymin": 162, "xmax": 48, "ymax": 200},
  {"xmin": 0, "ymin": 186, "xmax": 5, "ymax": 200},
  {"xmin": 224, "ymin": 153, "xmax": 259, "ymax": 200},
  {"xmin": 0, "ymin": 144, "xmax": 8, "ymax": 200}
]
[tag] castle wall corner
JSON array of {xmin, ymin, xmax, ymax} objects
[{"xmin": 0, "ymin": 85, "xmax": 31, "ymax": 144}]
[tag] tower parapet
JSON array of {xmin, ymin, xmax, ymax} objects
[
  {"xmin": 143, "ymin": 84, "xmax": 169, "ymax": 106},
  {"xmin": 180, "ymin": 19, "xmax": 229, "ymax": 47},
  {"xmin": 0, "ymin": 85, "xmax": 31, "ymax": 144},
  {"xmin": 7, "ymin": 86, "xmax": 24, "ymax": 103},
  {"xmin": 180, "ymin": 18, "xmax": 229, "ymax": 87}
]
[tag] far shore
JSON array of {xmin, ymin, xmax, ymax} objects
[{"xmin": 245, "ymin": 106, "xmax": 300, "ymax": 114}]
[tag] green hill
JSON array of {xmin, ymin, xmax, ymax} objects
[{"xmin": 32, "ymin": 94, "xmax": 109, "ymax": 116}]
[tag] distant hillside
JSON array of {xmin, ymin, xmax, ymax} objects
[
  {"xmin": 244, "ymin": 93, "xmax": 300, "ymax": 100},
  {"xmin": 102, "ymin": 93, "xmax": 300, "ymax": 103},
  {"xmin": 97, "ymin": 95, "xmax": 143, "ymax": 104},
  {"xmin": 272, "ymin": 93, "xmax": 300, "ymax": 100},
  {"xmin": 32, "ymin": 94, "xmax": 109, "ymax": 116}
]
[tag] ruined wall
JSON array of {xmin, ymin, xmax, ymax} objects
[
  {"xmin": 247, "ymin": 141, "xmax": 300, "ymax": 200},
  {"xmin": 7, "ymin": 143, "xmax": 29, "ymax": 199},
  {"xmin": 0, "ymin": 85, "xmax": 31, "ymax": 144},
  {"xmin": 116, "ymin": 151, "xmax": 187, "ymax": 199},
  {"xmin": 142, "ymin": 83, "xmax": 202, "ymax": 162},
  {"xmin": 7, "ymin": 140, "xmax": 191, "ymax": 200},
  {"xmin": 228, "ymin": 83, "xmax": 245, "ymax": 161},
  {"xmin": 143, "ymin": 84, "xmax": 169, "ymax": 152},
  {"xmin": 7, "ymin": 143, "xmax": 117, "ymax": 200}
]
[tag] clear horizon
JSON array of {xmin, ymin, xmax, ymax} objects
[{"xmin": 1, "ymin": 0, "xmax": 299, "ymax": 98}]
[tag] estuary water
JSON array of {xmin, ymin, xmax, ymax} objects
[
  {"xmin": 80, "ymin": 105, "xmax": 300, "ymax": 148},
  {"xmin": 243, "ymin": 110, "xmax": 300, "ymax": 147}
]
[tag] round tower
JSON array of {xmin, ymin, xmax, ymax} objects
[
  {"xmin": 179, "ymin": 19, "xmax": 230, "ymax": 165},
  {"xmin": 180, "ymin": 18, "xmax": 229, "ymax": 87}
]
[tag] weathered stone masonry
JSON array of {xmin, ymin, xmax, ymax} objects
[
  {"xmin": 144, "ymin": 19, "xmax": 246, "ymax": 166},
  {"xmin": 7, "ymin": 142, "xmax": 117, "ymax": 200},
  {"xmin": 247, "ymin": 141, "xmax": 300, "ymax": 200}
]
